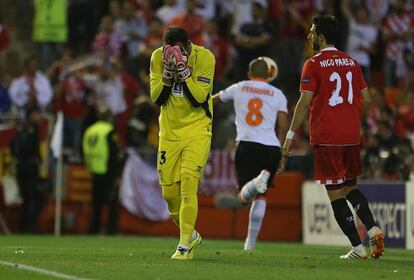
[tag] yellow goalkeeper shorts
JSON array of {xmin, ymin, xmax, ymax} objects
[{"xmin": 157, "ymin": 135, "xmax": 211, "ymax": 185}]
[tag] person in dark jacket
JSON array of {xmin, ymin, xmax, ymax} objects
[{"xmin": 10, "ymin": 106, "xmax": 42, "ymax": 233}]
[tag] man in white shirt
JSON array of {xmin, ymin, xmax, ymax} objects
[
  {"xmin": 155, "ymin": 0, "xmax": 185, "ymax": 24},
  {"xmin": 213, "ymin": 57, "xmax": 288, "ymax": 251},
  {"xmin": 9, "ymin": 55, "xmax": 53, "ymax": 112},
  {"xmin": 341, "ymin": 0, "xmax": 378, "ymax": 83}
]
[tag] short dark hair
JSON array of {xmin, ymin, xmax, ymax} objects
[
  {"xmin": 312, "ymin": 15, "xmax": 340, "ymax": 45},
  {"xmin": 249, "ymin": 59, "xmax": 268, "ymax": 79},
  {"xmin": 163, "ymin": 26, "xmax": 189, "ymax": 46}
]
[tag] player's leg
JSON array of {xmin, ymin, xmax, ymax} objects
[
  {"xmin": 157, "ymin": 138, "xmax": 183, "ymax": 227},
  {"xmin": 162, "ymin": 182, "xmax": 181, "ymax": 226},
  {"xmin": 342, "ymin": 145, "xmax": 384, "ymax": 259},
  {"xmin": 315, "ymin": 145, "xmax": 366, "ymax": 259},
  {"xmin": 171, "ymin": 135, "xmax": 211, "ymax": 260},
  {"xmin": 327, "ymin": 186, "xmax": 367, "ymax": 259},
  {"xmin": 177, "ymin": 171, "xmax": 200, "ymax": 251},
  {"xmin": 237, "ymin": 142, "xmax": 270, "ymax": 204},
  {"xmin": 244, "ymin": 144, "xmax": 281, "ymax": 250},
  {"xmin": 244, "ymin": 197, "xmax": 266, "ymax": 251}
]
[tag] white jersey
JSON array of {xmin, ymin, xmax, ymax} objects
[{"xmin": 218, "ymin": 79, "xmax": 288, "ymax": 147}]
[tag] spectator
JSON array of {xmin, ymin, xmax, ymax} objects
[
  {"xmin": 84, "ymin": 59, "xmax": 126, "ymax": 118},
  {"xmin": 170, "ymin": 0, "xmax": 205, "ymax": 45},
  {"xmin": 32, "ymin": 0, "xmax": 68, "ymax": 70},
  {"xmin": 9, "ymin": 55, "xmax": 53, "ymax": 112},
  {"xmin": 0, "ymin": 15, "xmax": 10, "ymax": 69},
  {"xmin": 156, "ymin": 0, "xmax": 185, "ymax": 24},
  {"xmin": 45, "ymin": 45, "xmax": 75, "ymax": 86},
  {"xmin": 55, "ymin": 69, "xmax": 86, "ymax": 157},
  {"xmin": 382, "ymin": 0, "xmax": 414, "ymax": 87},
  {"xmin": 136, "ymin": 0, "xmax": 156, "ymax": 24},
  {"xmin": 376, "ymin": 120, "xmax": 399, "ymax": 150},
  {"xmin": 10, "ymin": 106, "xmax": 42, "ymax": 233},
  {"xmin": 365, "ymin": 0, "xmax": 392, "ymax": 27},
  {"xmin": 137, "ymin": 17, "xmax": 165, "ymax": 91},
  {"xmin": 113, "ymin": 58, "xmax": 141, "ymax": 147},
  {"xmin": 126, "ymin": 95, "xmax": 157, "ymax": 153},
  {"xmin": 341, "ymin": 0, "xmax": 378, "ymax": 83},
  {"xmin": 82, "ymin": 107, "xmax": 121, "ymax": 234},
  {"xmin": 0, "ymin": 66, "xmax": 11, "ymax": 113},
  {"xmin": 202, "ymin": 19, "xmax": 232, "ymax": 89},
  {"xmin": 114, "ymin": 1, "xmax": 148, "ymax": 76},
  {"xmin": 68, "ymin": 0, "xmax": 99, "ymax": 54},
  {"xmin": 92, "ymin": 16, "xmax": 123, "ymax": 59},
  {"xmin": 0, "ymin": 17, "xmax": 9, "ymax": 51},
  {"xmin": 108, "ymin": 0, "xmax": 122, "ymax": 22},
  {"xmin": 234, "ymin": 0, "xmax": 273, "ymax": 80},
  {"xmin": 278, "ymin": 0, "xmax": 315, "ymax": 93},
  {"xmin": 139, "ymin": 17, "xmax": 164, "ymax": 56}
]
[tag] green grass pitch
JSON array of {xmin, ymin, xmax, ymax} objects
[{"xmin": 0, "ymin": 236, "xmax": 413, "ymax": 280}]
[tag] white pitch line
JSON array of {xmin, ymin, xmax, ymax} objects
[{"xmin": 0, "ymin": 260, "xmax": 95, "ymax": 280}]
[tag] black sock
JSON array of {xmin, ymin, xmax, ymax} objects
[
  {"xmin": 346, "ymin": 189, "xmax": 378, "ymax": 231},
  {"xmin": 331, "ymin": 198, "xmax": 361, "ymax": 247}
]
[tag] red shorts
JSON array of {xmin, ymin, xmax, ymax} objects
[{"xmin": 313, "ymin": 145, "xmax": 361, "ymax": 185}]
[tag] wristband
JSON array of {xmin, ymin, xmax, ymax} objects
[{"xmin": 286, "ymin": 130, "xmax": 295, "ymax": 140}]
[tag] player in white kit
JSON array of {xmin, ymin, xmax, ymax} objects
[{"xmin": 213, "ymin": 57, "xmax": 288, "ymax": 250}]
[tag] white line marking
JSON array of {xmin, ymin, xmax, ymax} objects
[{"xmin": 0, "ymin": 260, "xmax": 95, "ymax": 280}]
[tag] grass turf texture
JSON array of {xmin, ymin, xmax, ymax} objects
[{"xmin": 0, "ymin": 236, "xmax": 413, "ymax": 280}]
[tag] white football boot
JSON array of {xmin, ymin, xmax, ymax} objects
[
  {"xmin": 254, "ymin": 170, "xmax": 270, "ymax": 194},
  {"xmin": 340, "ymin": 245, "xmax": 368, "ymax": 260}
]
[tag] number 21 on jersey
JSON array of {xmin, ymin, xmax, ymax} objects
[
  {"xmin": 329, "ymin": 71, "xmax": 353, "ymax": 107},
  {"xmin": 245, "ymin": 98, "xmax": 263, "ymax": 126}
]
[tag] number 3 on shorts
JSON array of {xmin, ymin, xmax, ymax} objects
[
  {"xmin": 159, "ymin": 150, "xmax": 166, "ymax": 165},
  {"xmin": 245, "ymin": 98, "xmax": 263, "ymax": 126}
]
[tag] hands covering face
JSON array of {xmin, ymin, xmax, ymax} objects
[{"xmin": 162, "ymin": 44, "xmax": 191, "ymax": 86}]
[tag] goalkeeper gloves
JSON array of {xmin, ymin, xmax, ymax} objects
[
  {"xmin": 162, "ymin": 44, "xmax": 174, "ymax": 87},
  {"xmin": 170, "ymin": 45, "xmax": 191, "ymax": 82}
]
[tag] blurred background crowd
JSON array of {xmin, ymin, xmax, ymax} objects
[{"xmin": 1, "ymin": 0, "xmax": 414, "ymax": 195}]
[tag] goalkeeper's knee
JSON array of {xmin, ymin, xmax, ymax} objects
[
  {"xmin": 180, "ymin": 170, "xmax": 200, "ymax": 196},
  {"xmin": 162, "ymin": 182, "xmax": 181, "ymax": 206}
]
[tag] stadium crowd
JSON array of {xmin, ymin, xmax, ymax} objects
[{"xmin": 1, "ymin": 0, "xmax": 414, "ymax": 188}]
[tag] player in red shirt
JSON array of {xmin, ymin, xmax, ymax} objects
[{"xmin": 281, "ymin": 15, "xmax": 384, "ymax": 260}]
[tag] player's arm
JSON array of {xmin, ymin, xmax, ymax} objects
[
  {"xmin": 149, "ymin": 49, "xmax": 172, "ymax": 106},
  {"xmin": 212, "ymin": 94, "xmax": 223, "ymax": 105},
  {"xmin": 276, "ymin": 111, "xmax": 289, "ymax": 145},
  {"xmin": 212, "ymin": 82, "xmax": 238, "ymax": 105},
  {"xmin": 279, "ymin": 91, "xmax": 312, "ymax": 172},
  {"xmin": 361, "ymin": 87, "xmax": 371, "ymax": 117},
  {"xmin": 288, "ymin": 91, "xmax": 312, "ymax": 133},
  {"xmin": 283, "ymin": 58, "xmax": 316, "ymax": 150},
  {"xmin": 182, "ymin": 51, "xmax": 215, "ymax": 106}
]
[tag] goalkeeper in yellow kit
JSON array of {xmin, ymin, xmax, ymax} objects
[{"xmin": 150, "ymin": 26, "xmax": 215, "ymax": 260}]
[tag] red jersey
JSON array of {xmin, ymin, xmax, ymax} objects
[{"xmin": 300, "ymin": 47, "xmax": 367, "ymax": 145}]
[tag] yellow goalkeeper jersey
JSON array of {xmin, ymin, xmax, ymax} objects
[{"xmin": 150, "ymin": 44, "xmax": 215, "ymax": 140}]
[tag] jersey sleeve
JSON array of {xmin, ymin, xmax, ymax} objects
[
  {"xmin": 149, "ymin": 48, "xmax": 170, "ymax": 105},
  {"xmin": 184, "ymin": 49, "xmax": 216, "ymax": 105},
  {"xmin": 300, "ymin": 59, "xmax": 318, "ymax": 94},
  {"xmin": 217, "ymin": 82, "xmax": 239, "ymax": 102},
  {"xmin": 278, "ymin": 91, "xmax": 288, "ymax": 113}
]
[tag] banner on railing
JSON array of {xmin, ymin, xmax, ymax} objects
[
  {"xmin": 303, "ymin": 181, "xmax": 414, "ymax": 249},
  {"xmin": 118, "ymin": 149, "xmax": 238, "ymax": 221}
]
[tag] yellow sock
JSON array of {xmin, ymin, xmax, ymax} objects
[
  {"xmin": 162, "ymin": 182, "xmax": 181, "ymax": 227},
  {"xmin": 179, "ymin": 173, "xmax": 199, "ymax": 247}
]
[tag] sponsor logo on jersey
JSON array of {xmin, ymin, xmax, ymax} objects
[
  {"xmin": 301, "ymin": 77, "xmax": 311, "ymax": 83},
  {"xmin": 197, "ymin": 76, "xmax": 211, "ymax": 84}
]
